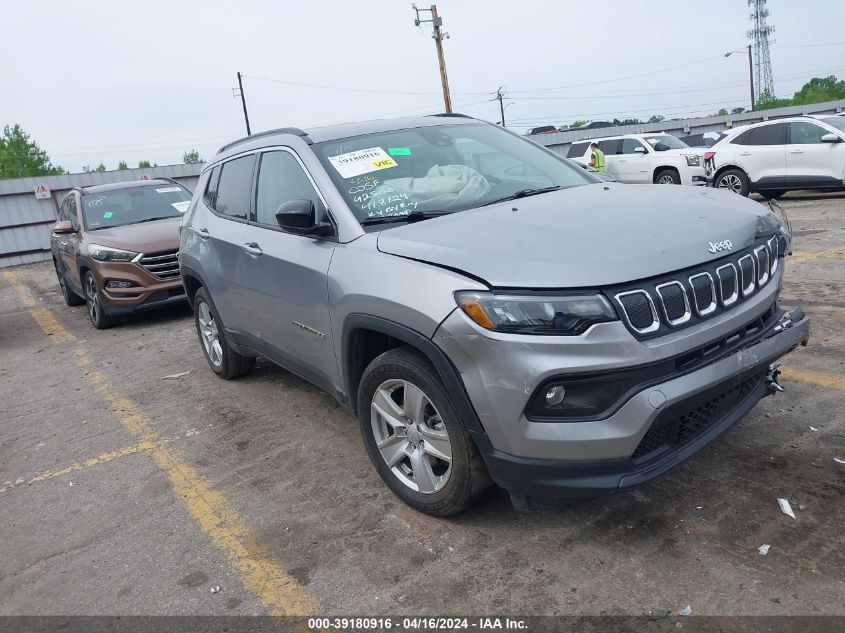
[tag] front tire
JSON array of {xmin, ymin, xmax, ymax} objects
[
  {"xmin": 84, "ymin": 271, "xmax": 116, "ymax": 329},
  {"xmin": 357, "ymin": 347, "xmax": 490, "ymax": 516},
  {"xmin": 193, "ymin": 287, "xmax": 254, "ymax": 379},
  {"xmin": 654, "ymin": 168, "xmax": 681, "ymax": 185},
  {"xmin": 714, "ymin": 168, "xmax": 750, "ymax": 196},
  {"xmin": 55, "ymin": 260, "xmax": 84, "ymax": 306}
]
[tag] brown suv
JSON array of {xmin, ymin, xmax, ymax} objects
[{"xmin": 50, "ymin": 179, "xmax": 192, "ymax": 328}]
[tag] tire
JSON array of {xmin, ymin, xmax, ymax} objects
[
  {"xmin": 758, "ymin": 190, "xmax": 786, "ymax": 200},
  {"xmin": 654, "ymin": 168, "xmax": 681, "ymax": 185},
  {"xmin": 714, "ymin": 168, "xmax": 750, "ymax": 196},
  {"xmin": 193, "ymin": 287, "xmax": 254, "ymax": 379},
  {"xmin": 357, "ymin": 347, "xmax": 491, "ymax": 516},
  {"xmin": 83, "ymin": 271, "xmax": 117, "ymax": 329},
  {"xmin": 54, "ymin": 260, "xmax": 84, "ymax": 306}
]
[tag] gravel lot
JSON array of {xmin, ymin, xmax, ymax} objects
[{"xmin": 1, "ymin": 191, "xmax": 843, "ymax": 619}]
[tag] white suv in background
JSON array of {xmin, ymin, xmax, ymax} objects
[
  {"xmin": 566, "ymin": 133, "xmax": 706, "ymax": 185},
  {"xmin": 705, "ymin": 115, "xmax": 845, "ymax": 198}
]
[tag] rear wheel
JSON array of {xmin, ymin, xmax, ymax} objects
[
  {"xmin": 654, "ymin": 168, "xmax": 681, "ymax": 185},
  {"xmin": 54, "ymin": 260, "xmax": 83, "ymax": 306},
  {"xmin": 714, "ymin": 168, "xmax": 750, "ymax": 196},
  {"xmin": 758, "ymin": 190, "xmax": 786, "ymax": 200},
  {"xmin": 193, "ymin": 287, "xmax": 254, "ymax": 379},
  {"xmin": 84, "ymin": 271, "xmax": 116, "ymax": 329},
  {"xmin": 357, "ymin": 347, "xmax": 490, "ymax": 516}
]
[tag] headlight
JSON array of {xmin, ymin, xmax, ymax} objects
[
  {"xmin": 456, "ymin": 291, "xmax": 616, "ymax": 335},
  {"xmin": 87, "ymin": 244, "xmax": 139, "ymax": 262},
  {"xmin": 684, "ymin": 154, "xmax": 701, "ymax": 167},
  {"xmin": 755, "ymin": 211, "xmax": 782, "ymax": 238}
]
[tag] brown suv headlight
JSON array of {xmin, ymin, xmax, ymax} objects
[
  {"xmin": 87, "ymin": 244, "xmax": 139, "ymax": 262},
  {"xmin": 456, "ymin": 291, "xmax": 616, "ymax": 335}
]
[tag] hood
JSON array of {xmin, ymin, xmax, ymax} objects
[
  {"xmin": 376, "ymin": 183, "xmax": 769, "ymax": 288},
  {"xmin": 84, "ymin": 217, "xmax": 181, "ymax": 255}
]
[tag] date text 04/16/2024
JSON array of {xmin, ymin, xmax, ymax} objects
[{"xmin": 307, "ymin": 617, "xmax": 528, "ymax": 630}]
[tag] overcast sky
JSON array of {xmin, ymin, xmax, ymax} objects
[{"xmin": 2, "ymin": 0, "xmax": 844, "ymax": 172}]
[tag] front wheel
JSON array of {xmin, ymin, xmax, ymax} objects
[
  {"xmin": 84, "ymin": 271, "xmax": 116, "ymax": 329},
  {"xmin": 357, "ymin": 347, "xmax": 490, "ymax": 516},
  {"xmin": 654, "ymin": 168, "xmax": 681, "ymax": 185},
  {"xmin": 714, "ymin": 168, "xmax": 750, "ymax": 196}
]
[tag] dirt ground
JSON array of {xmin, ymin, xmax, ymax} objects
[{"xmin": 0, "ymin": 191, "xmax": 843, "ymax": 620}]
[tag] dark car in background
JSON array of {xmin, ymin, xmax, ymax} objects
[{"xmin": 50, "ymin": 179, "xmax": 193, "ymax": 328}]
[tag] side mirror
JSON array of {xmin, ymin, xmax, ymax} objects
[
  {"xmin": 52, "ymin": 220, "xmax": 74, "ymax": 234},
  {"xmin": 654, "ymin": 142, "xmax": 670, "ymax": 152},
  {"xmin": 821, "ymin": 133, "xmax": 842, "ymax": 143},
  {"xmin": 275, "ymin": 199, "xmax": 333, "ymax": 236},
  {"xmin": 633, "ymin": 146, "xmax": 647, "ymax": 154}
]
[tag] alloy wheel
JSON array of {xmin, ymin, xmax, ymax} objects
[
  {"xmin": 197, "ymin": 301, "xmax": 223, "ymax": 367},
  {"xmin": 657, "ymin": 174, "xmax": 676, "ymax": 184},
  {"xmin": 85, "ymin": 275, "xmax": 99, "ymax": 322},
  {"xmin": 718, "ymin": 174, "xmax": 743, "ymax": 194},
  {"xmin": 370, "ymin": 379, "xmax": 452, "ymax": 494}
]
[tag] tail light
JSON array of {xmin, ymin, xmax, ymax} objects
[{"xmin": 704, "ymin": 151, "xmax": 715, "ymax": 162}]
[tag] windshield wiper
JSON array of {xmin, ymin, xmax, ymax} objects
[
  {"xmin": 360, "ymin": 210, "xmax": 451, "ymax": 226},
  {"xmin": 480, "ymin": 185, "xmax": 562, "ymax": 207},
  {"xmin": 124, "ymin": 216, "xmax": 179, "ymax": 225}
]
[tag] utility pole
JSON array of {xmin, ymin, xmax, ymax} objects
[
  {"xmin": 235, "ymin": 72, "xmax": 251, "ymax": 136},
  {"xmin": 412, "ymin": 4, "xmax": 452, "ymax": 113},
  {"xmin": 496, "ymin": 87, "xmax": 506, "ymax": 126},
  {"xmin": 747, "ymin": 44, "xmax": 756, "ymax": 110}
]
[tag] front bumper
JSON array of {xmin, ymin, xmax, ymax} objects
[
  {"xmin": 680, "ymin": 164, "xmax": 707, "ymax": 186},
  {"xmin": 89, "ymin": 262, "xmax": 187, "ymax": 316},
  {"xmin": 435, "ymin": 287, "xmax": 809, "ymax": 498}
]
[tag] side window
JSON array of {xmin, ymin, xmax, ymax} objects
[
  {"xmin": 255, "ymin": 151, "xmax": 325, "ymax": 226},
  {"xmin": 67, "ymin": 196, "xmax": 79, "ymax": 230},
  {"xmin": 621, "ymin": 138, "xmax": 647, "ymax": 154},
  {"xmin": 747, "ymin": 123, "xmax": 786, "ymax": 146},
  {"xmin": 566, "ymin": 142, "xmax": 589, "ymax": 158},
  {"xmin": 214, "ymin": 156, "xmax": 255, "ymax": 220},
  {"xmin": 58, "ymin": 198, "xmax": 68, "ymax": 221},
  {"xmin": 598, "ymin": 139, "xmax": 621, "ymax": 154},
  {"xmin": 788, "ymin": 122, "xmax": 827, "ymax": 144},
  {"xmin": 203, "ymin": 166, "xmax": 220, "ymax": 208},
  {"xmin": 731, "ymin": 129, "xmax": 753, "ymax": 145}
]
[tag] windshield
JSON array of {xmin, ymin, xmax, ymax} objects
[
  {"xmin": 642, "ymin": 134, "xmax": 689, "ymax": 150},
  {"xmin": 822, "ymin": 117, "xmax": 845, "ymax": 133},
  {"xmin": 313, "ymin": 123, "xmax": 593, "ymax": 224},
  {"xmin": 81, "ymin": 184, "xmax": 192, "ymax": 230}
]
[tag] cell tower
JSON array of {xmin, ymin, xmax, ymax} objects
[{"xmin": 747, "ymin": 0, "xmax": 775, "ymax": 99}]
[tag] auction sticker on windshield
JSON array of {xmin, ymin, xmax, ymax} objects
[{"xmin": 328, "ymin": 147, "xmax": 398, "ymax": 179}]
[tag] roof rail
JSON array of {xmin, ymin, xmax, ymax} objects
[
  {"xmin": 217, "ymin": 127, "xmax": 312, "ymax": 154},
  {"xmin": 428, "ymin": 112, "xmax": 473, "ymax": 119},
  {"xmin": 152, "ymin": 177, "xmax": 185, "ymax": 186}
]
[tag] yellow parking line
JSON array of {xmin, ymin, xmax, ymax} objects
[
  {"xmin": 3, "ymin": 270, "xmax": 318, "ymax": 616},
  {"xmin": 789, "ymin": 246, "xmax": 845, "ymax": 265},
  {"xmin": 781, "ymin": 367, "xmax": 845, "ymax": 392},
  {"xmin": 0, "ymin": 442, "xmax": 154, "ymax": 494}
]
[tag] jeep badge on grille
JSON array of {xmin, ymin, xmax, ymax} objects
[{"xmin": 708, "ymin": 240, "xmax": 733, "ymax": 254}]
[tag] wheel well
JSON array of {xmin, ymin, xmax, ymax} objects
[
  {"xmin": 652, "ymin": 166, "xmax": 680, "ymax": 183},
  {"xmin": 182, "ymin": 274, "xmax": 202, "ymax": 307},
  {"xmin": 713, "ymin": 164, "xmax": 746, "ymax": 183},
  {"xmin": 346, "ymin": 328, "xmax": 406, "ymax": 411}
]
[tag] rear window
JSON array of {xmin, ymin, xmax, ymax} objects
[
  {"xmin": 598, "ymin": 139, "xmax": 621, "ymax": 154},
  {"xmin": 747, "ymin": 123, "xmax": 786, "ymax": 146},
  {"xmin": 566, "ymin": 142, "xmax": 589, "ymax": 158},
  {"xmin": 81, "ymin": 184, "xmax": 192, "ymax": 230}
]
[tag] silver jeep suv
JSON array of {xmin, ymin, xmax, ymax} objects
[{"xmin": 179, "ymin": 114, "xmax": 809, "ymax": 516}]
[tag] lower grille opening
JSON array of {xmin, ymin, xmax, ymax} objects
[{"xmin": 631, "ymin": 370, "xmax": 767, "ymax": 464}]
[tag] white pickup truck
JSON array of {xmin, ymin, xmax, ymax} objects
[{"xmin": 566, "ymin": 133, "xmax": 707, "ymax": 186}]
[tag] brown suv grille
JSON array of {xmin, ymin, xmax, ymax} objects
[{"xmin": 138, "ymin": 250, "xmax": 180, "ymax": 279}]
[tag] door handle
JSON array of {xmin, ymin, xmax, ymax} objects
[
  {"xmin": 198, "ymin": 228, "xmax": 210, "ymax": 240},
  {"xmin": 739, "ymin": 151, "xmax": 751, "ymax": 156},
  {"xmin": 59, "ymin": 240, "xmax": 68, "ymax": 247},
  {"xmin": 243, "ymin": 242, "xmax": 263, "ymax": 257},
  {"xmin": 789, "ymin": 149, "xmax": 804, "ymax": 154}
]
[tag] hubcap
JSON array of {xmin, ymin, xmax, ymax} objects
[
  {"xmin": 197, "ymin": 301, "xmax": 223, "ymax": 367},
  {"xmin": 85, "ymin": 275, "xmax": 99, "ymax": 322},
  {"xmin": 370, "ymin": 379, "xmax": 452, "ymax": 494},
  {"xmin": 658, "ymin": 174, "xmax": 675, "ymax": 184},
  {"xmin": 718, "ymin": 174, "xmax": 742, "ymax": 194}
]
